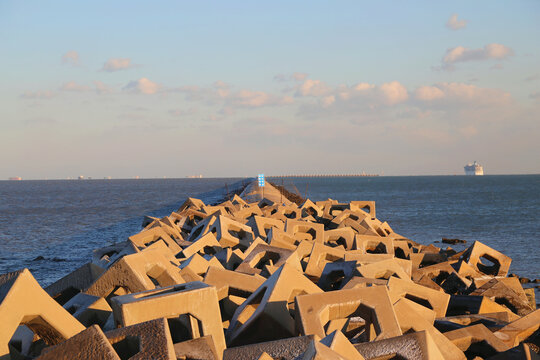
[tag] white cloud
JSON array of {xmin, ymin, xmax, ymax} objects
[
  {"xmin": 415, "ymin": 86, "xmax": 445, "ymax": 101},
  {"xmin": 62, "ymin": 51, "xmax": 79, "ymax": 66},
  {"xmin": 415, "ymin": 82, "xmax": 511, "ymax": 106},
  {"xmin": 443, "ymin": 43, "xmax": 514, "ymax": 65},
  {"xmin": 231, "ymin": 90, "xmax": 293, "ymax": 107},
  {"xmin": 102, "ymin": 58, "xmax": 134, "ymax": 72},
  {"xmin": 379, "ymin": 81, "xmax": 408, "ymax": 104},
  {"xmin": 296, "ymin": 79, "xmax": 332, "ymax": 97},
  {"xmin": 123, "ymin": 78, "xmax": 159, "ymax": 94},
  {"xmin": 94, "ymin": 81, "xmax": 113, "ymax": 94},
  {"xmin": 446, "ymin": 14, "xmax": 467, "ymax": 30},
  {"xmin": 60, "ymin": 81, "xmax": 90, "ymax": 92},
  {"xmin": 20, "ymin": 90, "xmax": 55, "ymax": 99}
]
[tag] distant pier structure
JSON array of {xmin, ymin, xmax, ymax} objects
[{"xmin": 269, "ymin": 173, "xmax": 379, "ymax": 178}]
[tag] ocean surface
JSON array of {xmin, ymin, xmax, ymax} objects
[{"xmin": 1, "ymin": 176, "xmax": 539, "ymax": 294}]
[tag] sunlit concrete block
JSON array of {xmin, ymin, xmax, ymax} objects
[
  {"xmin": 145, "ymin": 218, "xmax": 183, "ymax": 242},
  {"xmin": 246, "ymin": 216, "xmax": 284, "ymax": 239},
  {"xmin": 173, "ymin": 335, "xmax": 220, "ymax": 360},
  {"xmin": 356, "ymin": 258, "xmax": 411, "ymax": 281},
  {"xmin": 324, "ymin": 228, "xmax": 355, "ymax": 249},
  {"xmin": 446, "ymin": 295, "xmax": 521, "ymax": 321},
  {"xmin": 186, "ymin": 214, "xmax": 219, "ymax": 242},
  {"xmin": 300, "ymin": 340, "xmax": 349, "ymax": 360},
  {"xmin": 412, "ymin": 262, "xmax": 471, "ymax": 294},
  {"xmin": 304, "ymin": 243, "xmax": 345, "ymax": 280},
  {"xmin": 235, "ymin": 244, "xmax": 302, "ymax": 277},
  {"xmin": 171, "ymin": 208, "xmax": 208, "ymax": 233},
  {"xmin": 105, "ymin": 318, "xmax": 176, "ymax": 360},
  {"xmin": 204, "ymin": 267, "xmax": 265, "ymax": 301},
  {"xmin": 443, "ymin": 323, "xmax": 510, "ymax": 355},
  {"xmin": 392, "ymin": 239, "xmax": 412, "ymax": 259},
  {"xmin": 470, "ymin": 278, "xmax": 534, "ymax": 316},
  {"xmin": 36, "ymin": 325, "xmax": 120, "ymax": 360},
  {"xmin": 0, "ymin": 269, "xmax": 86, "ymax": 358},
  {"xmin": 349, "ymin": 201, "xmax": 376, "ymax": 220},
  {"xmin": 330, "ymin": 209, "xmax": 369, "ymax": 230},
  {"xmin": 392, "ymin": 298, "xmax": 466, "ymax": 360},
  {"xmin": 85, "ymin": 249, "xmax": 185, "ymax": 299},
  {"xmin": 319, "ymin": 330, "xmax": 365, "ymax": 360},
  {"xmin": 210, "ymin": 215, "xmax": 255, "ymax": 249},
  {"xmin": 141, "ymin": 239, "xmax": 180, "ymax": 266},
  {"xmin": 178, "ymin": 197, "xmax": 206, "ymax": 212},
  {"xmin": 93, "ymin": 241, "xmax": 139, "ymax": 269},
  {"xmin": 316, "ymin": 261, "xmax": 358, "ymax": 291},
  {"xmin": 434, "ymin": 312, "xmax": 515, "ymax": 332},
  {"xmin": 353, "ymin": 330, "xmax": 445, "ymax": 360},
  {"xmin": 462, "ymin": 241, "xmax": 512, "ymax": 277},
  {"xmin": 353, "ymin": 235, "xmax": 394, "ymax": 255},
  {"xmin": 179, "ymin": 253, "xmax": 224, "ymax": 277},
  {"xmin": 337, "ymin": 218, "xmax": 379, "ymax": 236},
  {"xmin": 266, "ymin": 227, "xmax": 299, "ymax": 250},
  {"xmin": 45, "ymin": 262, "xmax": 105, "ymax": 305},
  {"xmin": 223, "ymin": 335, "xmax": 315, "ymax": 360},
  {"xmin": 233, "ymin": 204, "xmax": 264, "ymax": 221},
  {"xmin": 494, "ymin": 308, "xmax": 540, "ymax": 348},
  {"xmin": 387, "ymin": 277, "xmax": 450, "ymax": 318},
  {"xmin": 63, "ymin": 293, "xmax": 112, "ymax": 328},
  {"xmin": 300, "ymin": 199, "xmax": 323, "ymax": 219},
  {"xmin": 340, "ymin": 276, "xmax": 387, "ymax": 290},
  {"xmin": 111, "ymin": 281, "xmax": 226, "ymax": 358},
  {"xmin": 128, "ymin": 227, "xmax": 182, "ymax": 255},
  {"xmin": 180, "ymin": 233, "xmax": 223, "ymax": 259},
  {"xmin": 295, "ymin": 286, "xmax": 402, "ymax": 341},
  {"xmin": 215, "ymin": 248, "xmax": 246, "ymax": 270},
  {"xmin": 231, "ymin": 194, "xmax": 248, "ymax": 207},
  {"xmin": 285, "ymin": 219, "xmax": 325, "ymax": 244},
  {"xmin": 226, "ymin": 264, "xmax": 322, "ymax": 346}
]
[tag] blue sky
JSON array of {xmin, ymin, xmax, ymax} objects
[{"xmin": 1, "ymin": 1, "xmax": 539, "ymax": 178}]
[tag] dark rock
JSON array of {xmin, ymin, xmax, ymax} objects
[
  {"xmin": 32, "ymin": 256, "xmax": 45, "ymax": 261},
  {"xmin": 442, "ymin": 238, "xmax": 467, "ymax": 245}
]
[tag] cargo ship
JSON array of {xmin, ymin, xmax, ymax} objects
[
  {"xmin": 464, "ymin": 161, "xmax": 484, "ymax": 176},
  {"xmin": 8, "ymin": 177, "xmax": 22, "ymax": 181}
]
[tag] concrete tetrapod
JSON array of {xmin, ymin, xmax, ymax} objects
[{"xmin": 0, "ymin": 269, "xmax": 86, "ymax": 359}]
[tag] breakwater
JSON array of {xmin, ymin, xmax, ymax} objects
[{"xmin": 0, "ymin": 180, "xmax": 538, "ymax": 359}]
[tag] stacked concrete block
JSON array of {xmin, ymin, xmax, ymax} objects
[{"xmin": 1, "ymin": 180, "xmax": 538, "ymax": 359}]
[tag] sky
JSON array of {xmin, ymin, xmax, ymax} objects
[{"xmin": 1, "ymin": 1, "xmax": 539, "ymax": 179}]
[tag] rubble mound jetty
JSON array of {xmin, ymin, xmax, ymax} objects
[{"xmin": 0, "ymin": 181, "xmax": 538, "ymax": 359}]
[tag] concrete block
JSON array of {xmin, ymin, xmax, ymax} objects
[
  {"xmin": 204, "ymin": 267, "xmax": 265, "ymax": 301},
  {"xmin": 0, "ymin": 269, "xmax": 86, "ymax": 358},
  {"xmin": 178, "ymin": 197, "xmax": 206, "ymax": 212},
  {"xmin": 266, "ymin": 227, "xmax": 299, "ymax": 250},
  {"xmin": 128, "ymin": 227, "xmax": 182, "ymax": 254},
  {"xmin": 180, "ymin": 253, "xmax": 224, "ymax": 277},
  {"xmin": 226, "ymin": 264, "xmax": 322, "ymax": 346},
  {"xmin": 443, "ymin": 323, "xmax": 510, "ymax": 357},
  {"xmin": 105, "ymin": 318, "xmax": 176, "ymax": 360},
  {"xmin": 36, "ymin": 325, "xmax": 120, "ymax": 360},
  {"xmin": 295, "ymin": 286, "xmax": 402, "ymax": 341},
  {"xmin": 210, "ymin": 215, "xmax": 255, "ymax": 249},
  {"xmin": 181, "ymin": 233, "xmax": 223, "ymax": 259},
  {"xmin": 235, "ymin": 244, "xmax": 302, "ymax": 277},
  {"xmin": 86, "ymin": 249, "xmax": 184, "ymax": 299},
  {"xmin": 215, "ymin": 248, "xmax": 246, "ymax": 270},
  {"xmin": 316, "ymin": 261, "xmax": 358, "ymax": 291},
  {"xmin": 447, "ymin": 295, "xmax": 521, "ymax": 321},
  {"xmin": 349, "ymin": 201, "xmax": 376, "ymax": 220},
  {"xmin": 324, "ymin": 228, "xmax": 356, "ymax": 249},
  {"xmin": 173, "ymin": 335, "xmax": 219, "ymax": 360},
  {"xmin": 300, "ymin": 340, "xmax": 349, "ymax": 360},
  {"xmin": 232, "ymin": 204, "xmax": 264, "ymax": 221},
  {"xmin": 93, "ymin": 241, "xmax": 139, "ymax": 269},
  {"xmin": 493, "ymin": 308, "xmax": 540, "ymax": 348},
  {"xmin": 186, "ymin": 214, "xmax": 219, "ymax": 242},
  {"xmin": 462, "ymin": 241, "xmax": 512, "ymax": 277},
  {"xmin": 304, "ymin": 243, "xmax": 345, "ymax": 280},
  {"xmin": 63, "ymin": 293, "xmax": 112, "ymax": 328},
  {"xmin": 434, "ymin": 312, "xmax": 514, "ymax": 333},
  {"xmin": 300, "ymin": 199, "xmax": 323, "ymax": 219},
  {"xmin": 171, "ymin": 208, "xmax": 208, "ymax": 233},
  {"xmin": 387, "ymin": 277, "xmax": 450, "ymax": 317},
  {"xmin": 111, "ymin": 281, "xmax": 226, "ymax": 358},
  {"xmin": 392, "ymin": 298, "xmax": 466, "ymax": 360},
  {"xmin": 470, "ymin": 278, "xmax": 534, "ymax": 316},
  {"xmin": 340, "ymin": 276, "xmax": 387, "ymax": 290},
  {"xmin": 45, "ymin": 262, "xmax": 105, "ymax": 305},
  {"xmin": 246, "ymin": 215, "xmax": 284, "ymax": 239},
  {"xmin": 285, "ymin": 219, "xmax": 325, "ymax": 244},
  {"xmin": 353, "ymin": 330, "xmax": 445, "ymax": 360},
  {"xmin": 356, "ymin": 258, "xmax": 411, "ymax": 281},
  {"xmin": 320, "ymin": 330, "xmax": 365, "ymax": 360},
  {"xmin": 223, "ymin": 335, "xmax": 315, "ymax": 360}
]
